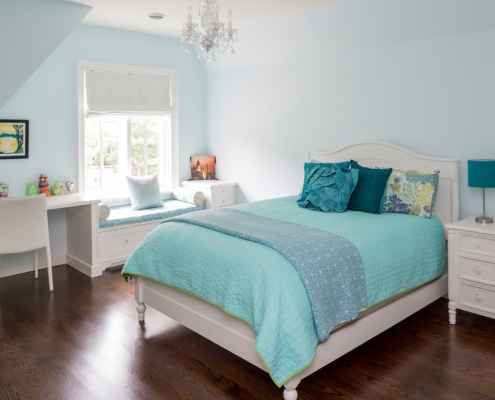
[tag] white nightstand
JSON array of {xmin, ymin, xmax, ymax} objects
[
  {"xmin": 181, "ymin": 180, "xmax": 237, "ymax": 209},
  {"xmin": 447, "ymin": 217, "xmax": 495, "ymax": 324}
]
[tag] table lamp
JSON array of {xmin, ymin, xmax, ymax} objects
[{"xmin": 468, "ymin": 159, "xmax": 495, "ymax": 223}]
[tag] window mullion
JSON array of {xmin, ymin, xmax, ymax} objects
[{"xmin": 143, "ymin": 118, "xmax": 148, "ymax": 176}]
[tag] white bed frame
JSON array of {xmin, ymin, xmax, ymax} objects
[{"xmin": 134, "ymin": 141, "xmax": 460, "ymax": 399}]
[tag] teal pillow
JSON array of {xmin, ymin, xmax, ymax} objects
[
  {"xmin": 347, "ymin": 160, "xmax": 392, "ymax": 214},
  {"xmin": 126, "ymin": 174, "xmax": 163, "ymax": 210},
  {"xmin": 297, "ymin": 166, "xmax": 359, "ymax": 212},
  {"xmin": 299, "ymin": 161, "xmax": 350, "ymax": 203}
]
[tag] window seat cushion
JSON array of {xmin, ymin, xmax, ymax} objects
[{"xmin": 99, "ymin": 199, "xmax": 205, "ymax": 229}]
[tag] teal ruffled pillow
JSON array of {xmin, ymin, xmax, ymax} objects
[
  {"xmin": 297, "ymin": 166, "xmax": 359, "ymax": 212},
  {"xmin": 126, "ymin": 174, "xmax": 163, "ymax": 210},
  {"xmin": 347, "ymin": 160, "xmax": 392, "ymax": 214},
  {"xmin": 299, "ymin": 161, "xmax": 350, "ymax": 204}
]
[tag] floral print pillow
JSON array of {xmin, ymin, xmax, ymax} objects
[{"xmin": 381, "ymin": 169, "xmax": 440, "ymax": 218}]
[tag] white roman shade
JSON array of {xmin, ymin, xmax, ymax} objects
[{"xmin": 84, "ymin": 70, "xmax": 172, "ymax": 116}]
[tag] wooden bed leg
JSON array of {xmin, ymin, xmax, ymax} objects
[
  {"xmin": 283, "ymin": 378, "xmax": 301, "ymax": 400},
  {"xmin": 137, "ymin": 302, "xmax": 146, "ymax": 321}
]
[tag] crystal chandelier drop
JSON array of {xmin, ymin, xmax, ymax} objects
[{"xmin": 181, "ymin": 0, "xmax": 238, "ymax": 63}]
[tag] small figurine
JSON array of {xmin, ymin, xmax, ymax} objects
[
  {"xmin": 38, "ymin": 175, "xmax": 51, "ymax": 197},
  {"xmin": 51, "ymin": 180, "xmax": 63, "ymax": 196},
  {"xmin": 26, "ymin": 182, "xmax": 37, "ymax": 196},
  {"xmin": 65, "ymin": 180, "xmax": 74, "ymax": 194}
]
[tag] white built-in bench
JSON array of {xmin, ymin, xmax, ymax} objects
[{"xmin": 99, "ymin": 198, "xmax": 204, "ymax": 270}]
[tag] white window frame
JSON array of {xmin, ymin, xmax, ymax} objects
[{"xmin": 77, "ymin": 61, "xmax": 179, "ymax": 200}]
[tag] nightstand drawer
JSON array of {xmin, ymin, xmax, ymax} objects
[
  {"xmin": 459, "ymin": 234, "xmax": 495, "ymax": 257},
  {"xmin": 213, "ymin": 186, "xmax": 235, "ymax": 197},
  {"xmin": 459, "ymin": 283, "xmax": 495, "ymax": 314},
  {"xmin": 212, "ymin": 195, "xmax": 235, "ymax": 208},
  {"xmin": 459, "ymin": 257, "xmax": 495, "ymax": 286}
]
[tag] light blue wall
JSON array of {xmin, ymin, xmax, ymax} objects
[
  {"xmin": 206, "ymin": 0, "xmax": 495, "ymax": 219},
  {"xmin": 0, "ymin": 0, "xmax": 90, "ymax": 109},
  {"xmin": 0, "ymin": 24, "xmax": 207, "ymax": 257},
  {"xmin": 0, "ymin": 24, "xmax": 207, "ymax": 197}
]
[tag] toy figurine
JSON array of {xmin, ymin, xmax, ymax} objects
[
  {"xmin": 51, "ymin": 180, "xmax": 63, "ymax": 196},
  {"xmin": 65, "ymin": 180, "xmax": 74, "ymax": 194},
  {"xmin": 26, "ymin": 182, "xmax": 37, "ymax": 196},
  {"xmin": 38, "ymin": 175, "xmax": 51, "ymax": 197}
]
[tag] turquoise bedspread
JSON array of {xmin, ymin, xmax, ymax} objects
[
  {"xmin": 122, "ymin": 196, "xmax": 445, "ymax": 387},
  {"xmin": 167, "ymin": 208, "xmax": 367, "ymax": 341}
]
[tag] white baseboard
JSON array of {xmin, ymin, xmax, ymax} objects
[
  {"xmin": 0, "ymin": 254, "xmax": 66, "ymax": 278},
  {"xmin": 66, "ymin": 254, "xmax": 103, "ymax": 278}
]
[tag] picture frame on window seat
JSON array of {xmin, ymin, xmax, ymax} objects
[
  {"xmin": 0, "ymin": 119, "xmax": 29, "ymax": 159},
  {"xmin": 190, "ymin": 155, "xmax": 216, "ymax": 180}
]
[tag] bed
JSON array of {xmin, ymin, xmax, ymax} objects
[{"xmin": 123, "ymin": 141, "xmax": 459, "ymax": 400}]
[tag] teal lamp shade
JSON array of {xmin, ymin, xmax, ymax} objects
[
  {"xmin": 468, "ymin": 160, "xmax": 495, "ymax": 188},
  {"xmin": 468, "ymin": 159, "xmax": 495, "ymax": 223}
]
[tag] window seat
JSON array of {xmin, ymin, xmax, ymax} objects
[
  {"xmin": 99, "ymin": 199, "xmax": 205, "ymax": 270},
  {"xmin": 99, "ymin": 199, "xmax": 204, "ymax": 229}
]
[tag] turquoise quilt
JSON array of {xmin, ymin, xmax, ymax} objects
[{"xmin": 122, "ymin": 196, "xmax": 445, "ymax": 387}]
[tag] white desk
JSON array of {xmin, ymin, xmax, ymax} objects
[{"xmin": 47, "ymin": 194, "xmax": 102, "ymax": 278}]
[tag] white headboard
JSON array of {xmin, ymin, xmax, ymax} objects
[{"xmin": 308, "ymin": 141, "xmax": 460, "ymax": 228}]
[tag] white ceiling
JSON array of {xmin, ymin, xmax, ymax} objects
[{"xmin": 62, "ymin": 0, "xmax": 340, "ymax": 38}]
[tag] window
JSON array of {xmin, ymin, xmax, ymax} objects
[{"xmin": 78, "ymin": 62, "xmax": 178, "ymax": 200}]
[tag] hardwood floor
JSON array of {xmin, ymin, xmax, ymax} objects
[{"xmin": 1, "ymin": 265, "xmax": 494, "ymax": 400}]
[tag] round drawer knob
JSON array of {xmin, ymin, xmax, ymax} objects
[
  {"xmin": 474, "ymin": 242, "xmax": 481, "ymax": 248},
  {"xmin": 125, "ymin": 239, "xmax": 129, "ymax": 243},
  {"xmin": 474, "ymin": 266, "xmax": 483, "ymax": 275},
  {"xmin": 474, "ymin": 293, "xmax": 483, "ymax": 303}
]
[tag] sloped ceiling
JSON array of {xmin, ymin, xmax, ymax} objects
[{"xmin": 0, "ymin": 0, "xmax": 91, "ymax": 110}]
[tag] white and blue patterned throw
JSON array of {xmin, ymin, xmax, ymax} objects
[{"xmin": 166, "ymin": 208, "xmax": 367, "ymax": 341}]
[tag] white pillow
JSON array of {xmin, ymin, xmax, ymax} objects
[
  {"xmin": 126, "ymin": 174, "xmax": 163, "ymax": 210},
  {"xmin": 99, "ymin": 203, "xmax": 111, "ymax": 221}
]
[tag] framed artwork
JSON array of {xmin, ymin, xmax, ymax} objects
[
  {"xmin": 0, "ymin": 119, "xmax": 29, "ymax": 159},
  {"xmin": 190, "ymin": 155, "xmax": 216, "ymax": 180}
]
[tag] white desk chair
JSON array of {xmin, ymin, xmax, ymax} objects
[{"xmin": 0, "ymin": 194, "xmax": 53, "ymax": 291}]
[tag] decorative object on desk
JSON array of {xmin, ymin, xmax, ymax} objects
[
  {"xmin": 65, "ymin": 180, "xmax": 74, "ymax": 194},
  {"xmin": 51, "ymin": 180, "xmax": 63, "ymax": 196},
  {"xmin": 172, "ymin": 187, "xmax": 205, "ymax": 206},
  {"xmin": 26, "ymin": 182, "xmax": 37, "ymax": 196},
  {"xmin": 468, "ymin": 159, "xmax": 495, "ymax": 223},
  {"xmin": 0, "ymin": 119, "xmax": 29, "ymax": 159},
  {"xmin": 0, "ymin": 182, "xmax": 9, "ymax": 197},
  {"xmin": 38, "ymin": 175, "xmax": 51, "ymax": 197},
  {"xmin": 190, "ymin": 155, "xmax": 216, "ymax": 180},
  {"xmin": 99, "ymin": 203, "xmax": 111, "ymax": 222},
  {"xmin": 181, "ymin": 0, "xmax": 238, "ymax": 63}
]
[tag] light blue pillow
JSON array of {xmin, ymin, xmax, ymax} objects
[
  {"xmin": 126, "ymin": 174, "xmax": 163, "ymax": 210},
  {"xmin": 297, "ymin": 166, "xmax": 359, "ymax": 212}
]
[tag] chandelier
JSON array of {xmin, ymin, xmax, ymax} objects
[{"xmin": 181, "ymin": 0, "xmax": 238, "ymax": 63}]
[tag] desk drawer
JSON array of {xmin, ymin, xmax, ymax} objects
[
  {"xmin": 459, "ymin": 257, "xmax": 495, "ymax": 286},
  {"xmin": 459, "ymin": 234, "xmax": 495, "ymax": 257}
]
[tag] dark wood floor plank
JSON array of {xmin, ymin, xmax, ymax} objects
[{"xmin": 1, "ymin": 265, "xmax": 495, "ymax": 400}]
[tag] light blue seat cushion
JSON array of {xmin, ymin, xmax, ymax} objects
[{"xmin": 99, "ymin": 199, "xmax": 205, "ymax": 228}]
